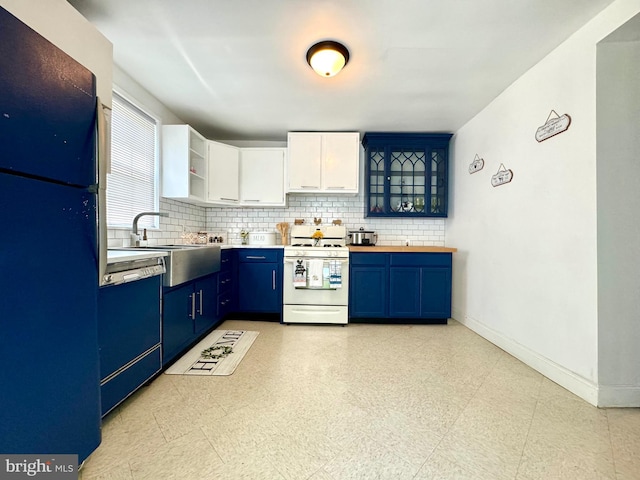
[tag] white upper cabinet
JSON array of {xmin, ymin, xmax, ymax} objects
[
  {"xmin": 239, "ymin": 148, "xmax": 286, "ymax": 206},
  {"xmin": 162, "ymin": 125, "xmax": 208, "ymax": 203},
  {"xmin": 322, "ymin": 133, "xmax": 360, "ymax": 191},
  {"xmin": 287, "ymin": 133, "xmax": 322, "ymax": 190},
  {"xmin": 287, "ymin": 132, "xmax": 360, "ymax": 193},
  {"xmin": 208, "ymin": 140, "xmax": 239, "ymax": 204}
]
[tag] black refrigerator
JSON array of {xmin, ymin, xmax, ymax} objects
[{"xmin": 0, "ymin": 7, "xmax": 102, "ymax": 462}]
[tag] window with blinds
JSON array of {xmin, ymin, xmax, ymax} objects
[{"xmin": 106, "ymin": 92, "xmax": 159, "ymax": 229}]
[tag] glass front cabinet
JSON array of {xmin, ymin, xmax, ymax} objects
[{"xmin": 362, "ymin": 133, "xmax": 453, "ymax": 217}]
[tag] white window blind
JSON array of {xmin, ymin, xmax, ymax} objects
[{"xmin": 106, "ymin": 93, "xmax": 159, "ymax": 229}]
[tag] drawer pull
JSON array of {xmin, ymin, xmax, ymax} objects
[{"xmin": 246, "ymin": 255, "xmax": 266, "ymax": 260}]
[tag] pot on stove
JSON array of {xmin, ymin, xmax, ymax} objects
[{"xmin": 349, "ymin": 227, "xmax": 377, "ymax": 246}]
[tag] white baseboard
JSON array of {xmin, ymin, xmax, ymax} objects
[{"xmin": 452, "ymin": 310, "xmax": 599, "ymax": 407}]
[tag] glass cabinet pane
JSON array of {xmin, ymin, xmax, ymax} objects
[
  {"xmin": 363, "ymin": 133, "xmax": 451, "ymax": 218},
  {"xmin": 389, "ymin": 149, "xmax": 426, "ymax": 213},
  {"xmin": 430, "ymin": 149, "xmax": 446, "ymax": 215},
  {"xmin": 368, "ymin": 147, "xmax": 385, "ymax": 214}
]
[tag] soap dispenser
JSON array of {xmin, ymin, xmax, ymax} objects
[{"xmin": 139, "ymin": 228, "xmax": 148, "ymax": 246}]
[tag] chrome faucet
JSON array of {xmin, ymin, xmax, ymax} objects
[{"xmin": 131, "ymin": 211, "xmax": 169, "ymax": 246}]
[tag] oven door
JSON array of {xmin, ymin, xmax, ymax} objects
[{"xmin": 283, "ymin": 258, "xmax": 349, "ymax": 306}]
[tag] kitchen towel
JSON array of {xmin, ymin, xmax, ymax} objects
[
  {"xmin": 307, "ymin": 259, "xmax": 324, "ymax": 288},
  {"xmin": 329, "ymin": 260, "xmax": 342, "ymax": 288},
  {"xmin": 293, "ymin": 259, "xmax": 307, "ymax": 287}
]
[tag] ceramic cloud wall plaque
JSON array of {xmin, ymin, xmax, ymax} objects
[
  {"xmin": 535, "ymin": 110, "xmax": 571, "ymax": 142},
  {"xmin": 469, "ymin": 154, "xmax": 484, "ymax": 174},
  {"xmin": 491, "ymin": 163, "xmax": 513, "ymax": 187}
]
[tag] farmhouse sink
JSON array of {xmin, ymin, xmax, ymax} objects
[{"xmin": 111, "ymin": 244, "xmax": 221, "ymax": 287}]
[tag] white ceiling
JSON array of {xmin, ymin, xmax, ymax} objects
[{"xmin": 68, "ymin": 0, "xmax": 616, "ymax": 141}]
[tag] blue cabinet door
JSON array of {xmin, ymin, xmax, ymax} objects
[
  {"xmin": 194, "ymin": 274, "xmax": 218, "ymax": 334},
  {"xmin": 389, "ymin": 267, "xmax": 422, "ymax": 318},
  {"xmin": 162, "ymin": 284, "xmax": 195, "ymax": 363},
  {"xmin": 421, "ymin": 268, "xmax": 452, "ymax": 318},
  {"xmin": 349, "ymin": 266, "xmax": 387, "ymax": 317},
  {"xmin": 238, "ymin": 262, "xmax": 280, "ymax": 312}
]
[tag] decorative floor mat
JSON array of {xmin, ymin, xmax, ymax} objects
[{"xmin": 164, "ymin": 330, "xmax": 259, "ymax": 376}]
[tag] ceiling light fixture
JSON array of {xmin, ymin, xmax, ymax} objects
[{"xmin": 306, "ymin": 40, "xmax": 350, "ymax": 78}]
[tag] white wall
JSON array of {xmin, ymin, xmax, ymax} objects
[
  {"xmin": 447, "ymin": 0, "xmax": 640, "ymax": 406},
  {"xmin": 596, "ymin": 33, "xmax": 640, "ymax": 405},
  {"xmin": 0, "ymin": 0, "xmax": 112, "ymax": 107}
]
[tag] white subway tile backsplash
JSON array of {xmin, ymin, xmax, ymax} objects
[
  {"xmin": 206, "ymin": 194, "xmax": 446, "ymax": 246},
  {"xmin": 107, "ymin": 194, "xmax": 447, "ymax": 247}
]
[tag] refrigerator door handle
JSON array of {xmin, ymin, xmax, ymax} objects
[
  {"xmin": 97, "ymin": 98, "xmax": 111, "ymax": 286},
  {"xmin": 97, "ymin": 99, "xmax": 112, "ymax": 175}
]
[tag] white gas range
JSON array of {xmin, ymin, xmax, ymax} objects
[{"xmin": 283, "ymin": 225, "xmax": 350, "ymax": 325}]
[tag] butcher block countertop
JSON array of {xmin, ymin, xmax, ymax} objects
[{"xmin": 349, "ymin": 245, "xmax": 457, "ymax": 253}]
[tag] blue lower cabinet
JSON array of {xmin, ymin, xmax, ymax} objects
[
  {"xmin": 237, "ymin": 249, "xmax": 282, "ymax": 315},
  {"xmin": 162, "ymin": 283, "xmax": 196, "ymax": 364},
  {"xmin": 349, "ymin": 265, "xmax": 387, "ymax": 317},
  {"xmin": 350, "ymin": 252, "xmax": 452, "ymax": 323},
  {"xmin": 195, "ymin": 274, "xmax": 218, "ymax": 334},
  {"xmin": 389, "ymin": 267, "xmax": 422, "ymax": 317},
  {"xmin": 162, "ymin": 273, "xmax": 220, "ymax": 365},
  {"xmin": 217, "ymin": 249, "xmax": 236, "ymax": 319},
  {"xmin": 420, "ymin": 267, "xmax": 452, "ymax": 318}
]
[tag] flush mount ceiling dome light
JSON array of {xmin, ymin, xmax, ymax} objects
[{"xmin": 306, "ymin": 40, "xmax": 350, "ymax": 77}]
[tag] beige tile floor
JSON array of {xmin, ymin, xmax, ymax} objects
[{"xmin": 80, "ymin": 319, "xmax": 640, "ymax": 480}]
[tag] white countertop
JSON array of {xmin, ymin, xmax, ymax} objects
[{"xmin": 107, "ymin": 250, "xmax": 168, "ymax": 264}]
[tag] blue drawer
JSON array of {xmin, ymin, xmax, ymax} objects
[
  {"xmin": 220, "ymin": 249, "xmax": 234, "ymax": 271},
  {"xmin": 218, "ymin": 270, "xmax": 233, "ymax": 294},
  {"xmin": 350, "ymin": 253, "xmax": 387, "ymax": 265},
  {"xmin": 237, "ymin": 248, "xmax": 281, "ymax": 263},
  {"xmin": 389, "ymin": 253, "xmax": 452, "ymax": 267}
]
